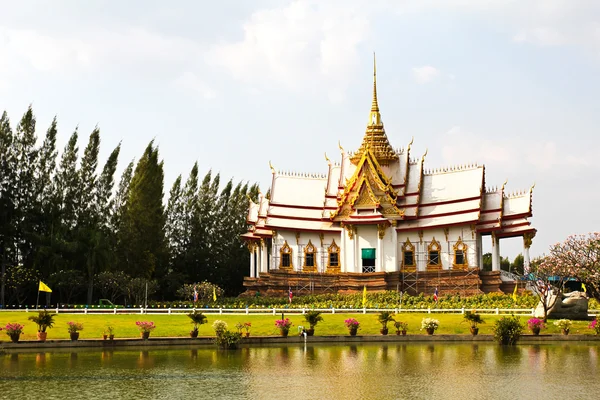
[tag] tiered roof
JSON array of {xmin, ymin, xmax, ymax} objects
[{"xmin": 244, "ymin": 59, "xmax": 536, "ymax": 240}]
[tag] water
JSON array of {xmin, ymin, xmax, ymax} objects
[{"xmin": 1, "ymin": 343, "xmax": 598, "ymax": 399}]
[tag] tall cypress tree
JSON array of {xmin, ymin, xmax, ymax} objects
[
  {"xmin": 120, "ymin": 141, "xmax": 167, "ymax": 279},
  {"xmin": 0, "ymin": 112, "xmax": 16, "ymax": 305}
]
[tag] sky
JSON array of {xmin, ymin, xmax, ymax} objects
[{"xmin": 1, "ymin": 0, "xmax": 600, "ymax": 260}]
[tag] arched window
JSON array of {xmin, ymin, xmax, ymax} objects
[
  {"xmin": 453, "ymin": 237, "xmax": 468, "ymax": 269},
  {"xmin": 279, "ymin": 241, "xmax": 293, "ymax": 270},
  {"xmin": 327, "ymin": 239, "xmax": 340, "ymax": 273},
  {"xmin": 428, "ymin": 238, "xmax": 442, "ymax": 269},
  {"xmin": 303, "ymin": 240, "xmax": 317, "ymax": 272},
  {"xmin": 402, "ymin": 238, "xmax": 416, "ymax": 270}
]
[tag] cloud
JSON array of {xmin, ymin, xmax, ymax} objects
[
  {"xmin": 173, "ymin": 71, "xmax": 216, "ymax": 100},
  {"xmin": 412, "ymin": 66, "xmax": 440, "ymax": 84},
  {"xmin": 207, "ymin": 0, "xmax": 370, "ymax": 102}
]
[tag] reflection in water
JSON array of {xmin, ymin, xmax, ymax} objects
[{"xmin": 1, "ymin": 343, "xmax": 600, "ymax": 400}]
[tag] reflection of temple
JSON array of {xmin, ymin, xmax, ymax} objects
[{"xmin": 242, "ymin": 58, "xmax": 536, "ymax": 296}]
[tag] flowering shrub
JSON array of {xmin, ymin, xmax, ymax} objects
[
  {"xmin": 135, "ymin": 321, "xmax": 156, "ymax": 333},
  {"xmin": 67, "ymin": 322, "xmax": 84, "ymax": 333},
  {"xmin": 242, "ymin": 322, "xmax": 251, "ymax": 333},
  {"xmin": 421, "ymin": 318, "xmax": 440, "ymax": 331},
  {"xmin": 275, "ymin": 318, "xmax": 293, "ymax": 330},
  {"xmin": 3, "ymin": 323, "xmax": 24, "ymax": 336},
  {"xmin": 553, "ymin": 319, "xmax": 572, "ymax": 330},
  {"xmin": 589, "ymin": 318, "xmax": 600, "ymax": 334},
  {"xmin": 344, "ymin": 318, "xmax": 360, "ymax": 329},
  {"xmin": 212, "ymin": 320, "xmax": 228, "ymax": 336},
  {"xmin": 527, "ymin": 318, "xmax": 546, "ymax": 330}
]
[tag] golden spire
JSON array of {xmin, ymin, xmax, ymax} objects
[
  {"xmin": 371, "ymin": 53, "xmax": 379, "ymax": 113},
  {"xmin": 350, "ymin": 53, "xmax": 398, "ymax": 165},
  {"xmin": 369, "ymin": 53, "xmax": 381, "ymax": 126}
]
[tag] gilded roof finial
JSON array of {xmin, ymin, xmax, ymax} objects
[
  {"xmin": 501, "ymin": 179, "xmax": 508, "ymax": 192},
  {"xmin": 529, "ymin": 182, "xmax": 536, "ymax": 192},
  {"xmin": 338, "ymin": 140, "xmax": 345, "ymax": 154},
  {"xmin": 268, "ymin": 160, "xmax": 276, "ymax": 174},
  {"xmin": 324, "ymin": 152, "xmax": 331, "ymax": 165},
  {"xmin": 371, "ymin": 52, "xmax": 379, "ymax": 113}
]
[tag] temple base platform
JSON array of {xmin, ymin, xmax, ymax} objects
[{"xmin": 242, "ymin": 269, "xmax": 512, "ymax": 297}]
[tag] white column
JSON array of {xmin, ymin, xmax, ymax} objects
[
  {"xmin": 391, "ymin": 227, "xmax": 398, "ymax": 271},
  {"xmin": 477, "ymin": 234, "xmax": 483, "ymax": 269},
  {"xmin": 377, "ymin": 227, "xmax": 383, "ymax": 273},
  {"xmin": 261, "ymin": 240, "xmax": 268, "ymax": 274},
  {"xmin": 491, "ymin": 233, "xmax": 500, "ymax": 272},
  {"xmin": 354, "ymin": 227, "xmax": 360, "ymax": 273},
  {"xmin": 249, "ymin": 244, "xmax": 255, "ymax": 278},
  {"xmin": 523, "ymin": 233, "xmax": 533, "ymax": 275}
]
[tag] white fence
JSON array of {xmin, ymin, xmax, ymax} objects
[{"xmin": 1, "ymin": 307, "xmax": 598, "ymax": 316}]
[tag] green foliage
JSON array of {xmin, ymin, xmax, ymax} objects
[
  {"xmin": 377, "ymin": 311, "xmax": 395, "ymax": 328},
  {"xmin": 187, "ymin": 310, "xmax": 208, "ymax": 328},
  {"xmin": 304, "ymin": 310, "xmax": 324, "ymax": 329},
  {"xmin": 463, "ymin": 311, "xmax": 485, "ymax": 327},
  {"xmin": 492, "ymin": 315, "xmax": 524, "ymax": 345},
  {"xmin": 214, "ymin": 330, "xmax": 242, "ymax": 350},
  {"xmin": 28, "ymin": 310, "xmax": 56, "ymax": 332}
]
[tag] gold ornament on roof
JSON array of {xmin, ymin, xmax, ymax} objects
[{"xmin": 350, "ymin": 54, "xmax": 398, "ymax": 166}]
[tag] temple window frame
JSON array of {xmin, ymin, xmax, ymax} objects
[
  {"xmin": 327, "ymin": 239, "xmax": 341, "ymax": 272},
  {"xmin": 427, "ymin": 238, "xmax": 442, "ymax": 268},
  {"xmin": 453, "ymin": 237, "xmax": 468, "ymax": 268},
  {"xmin": 401, "ymin": 238, "xmax": 416, "ymax": 270},
  {"xmin": 303, "ymin": 240, "xmax": 317, "ymax": 271},
  {"xmin": 279, "ymin": 241, "xmax": 293, "ymax": 270}
]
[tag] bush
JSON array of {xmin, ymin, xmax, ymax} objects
[
  {"xmin": 493, "ymin": 315, "xmax": 524, "ymax": 345},
  {"xmin": 214, "ymin": 331, "xmax": 242, "ymax": 350}
]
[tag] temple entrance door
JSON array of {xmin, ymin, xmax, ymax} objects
[{"xmin": 361, "ymin": 248, "xmax": 376, "ymax": 273}]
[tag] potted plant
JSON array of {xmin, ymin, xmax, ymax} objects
[
  {"xmin": 377, "ymin": 311, "xmax": 395, "ymax": 335},
  {"xmin": 463, "ymin": 311, "xmax": 485, "ymax": 335},
  {"xmin": 589, "ymin": 318, "xmax": 600, "ymax": 335},
  {"xmin": 421, "ymin": 318, "xmax": 440, "ymax": 335},
  {"xmin": 136, "ymin": 321, "xmax": 156, "ymax": 340},
  {"xmin": 527, "ymin": 318, "xmax": 545, "ymax": 335},
  {"xmin": 344, "ymin": 318, "xmax": 360, "ymax": 336},
  {"xmin": 394, "ymin": 321, "xmax": 408, "ymax": 335},
  {"xmin": 554, "ymin": 319, "xmax": 572, "ymax": 335},
  {"xmin": 105, "ymin": 326, "xmax": 115, "ymax": 340},
  {"xmin": 67, "ymin": 321, "xmax": 84, "ymax": 341},
  {"xmin": 275, "ymin": 318, "xmax": 293, "ymax": 337},
  {"xmin": 3, "ymin": 323, "xmax": 24, "ymax": 343},
  {"xmin": 187, "ymin": 310, "xmax": 207, "ymax": 338},
  {"xmin": 28, "ymin": 310, "xmax": 56, "ymax": 341},
  {"xmin": 242, "ymin": 322, "xmax": 251, "ymax": 337},
  {"xmin": 303, "ymin": 310, "xmax": 323, "ymax": 336}
]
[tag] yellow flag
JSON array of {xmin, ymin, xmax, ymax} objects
[
  {"xmin": 582, "ymin": 283, "xmax": 587, "ymax": 293},
  {"xmin": 362, "ymin": 285, "xmax": 367, "ymax": 308},
  {"xmin": 512, "ymin": 282, "xmax": 518, "ymax": 301},
  {"xmin": 39, "ymin": 281, "xmax": 52, "ymax": 293},
  {"xmin": 213, "ymin": 287, "xmax": 217, "ymax": 302}
]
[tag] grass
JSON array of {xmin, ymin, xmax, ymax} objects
[{"xmin": 0, "ymin": 312, "xmax": 596, "ymax": 341}]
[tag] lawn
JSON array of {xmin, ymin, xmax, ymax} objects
[{"xmin": 0, "ymin": 311, "xmax": 595, "ymax": 341}]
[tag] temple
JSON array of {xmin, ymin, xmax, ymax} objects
[{"xmin": 242, "ymin": 57, "xmax": 536, "ymax": 297}]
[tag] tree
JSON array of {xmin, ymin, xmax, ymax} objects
[
  {"xmin": 482, "ymin": 253, "xmax": 492, "ymax": 271},
  {"xmin": 0, "ymin": 111, "xmax": 16, "ymax": 306},
  {"xmin": 511, "ymin": 254, "xmax": 524, "ymax": 275},
  {"xmin": 528, "ymin": 255, "xmax": 571, "ymax": 322},
  {"xmin": 120, "ymin": 141, "xmax": 167, "ymax": 279},
  {"xmin": 538, "ymin": 233, "xmax": 600, "ymax": 300}
]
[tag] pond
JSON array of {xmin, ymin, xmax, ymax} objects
[{"xmin": 1, "ymin": 343, "xmax": 599, "ymax": 399}]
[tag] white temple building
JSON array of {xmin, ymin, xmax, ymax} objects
[{"xmin": 242, "ymin": 60, "xmax": 536, "ymax": 295}]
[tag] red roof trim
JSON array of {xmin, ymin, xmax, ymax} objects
[
  {"xmin": 417, "ymin": 208, "xmax": 480, "ymax": 220},
  {"xmin": 481, "ymin": 208, "xmax": 502, "ymax": 214},
  {"xmin": 396, "ymin": 219, "xmax": 478, "ymax": 233},
  {"xmin": 270, "ymin": 202, "xmax": 336, "ymax": 211},
  {"xmin": 502, "ymin": 212, "xmax": 532, "ymax": 221},
  {"xmin": 268, "ymin": 214, "xmax": 327, "ymax": 222},
  {"xmin": 418, "ymin": 195, "xmax": 481, "ymax": 208},
  {"xmin": 265, "ymin": 225, "xmax": 341, "ymax": 234}
]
